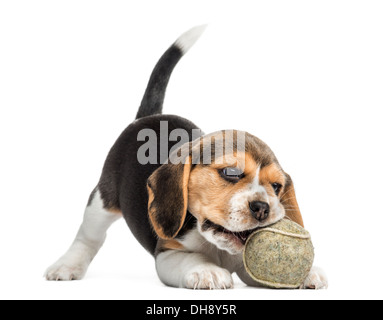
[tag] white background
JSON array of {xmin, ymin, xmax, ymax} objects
[{"xmin": 1, "ymin": 0, "xmax": 383, "ymax": 300}]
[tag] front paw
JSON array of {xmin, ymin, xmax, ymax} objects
[
  {"xmin": 183, "ymin": 265, "xmax": 233, "ymax": 290},
  {"xmin": 301, "ymin": 266, "xmax": 328, "ymax": 289},
  {"xmin": 45, "ymin": 260, "xmax": 87, "ymax": 281}
]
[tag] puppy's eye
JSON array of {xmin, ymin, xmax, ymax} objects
[
  {"xmin": 272, "ymin": 183, "xmax": 282, "ymax": 195},
  {"xmin": 220, "ymin": 167, "xmax": 245, "ymax": 183}
]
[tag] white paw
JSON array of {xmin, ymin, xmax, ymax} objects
[
  {"xmin": 45, "ymin": 260, "xmax": 87, "ymax": 281},
  {"xmin": 183, "ymin": 265, "xmax": 234, "ymax": 290},
  {"xmin": 301, "ymin": 266, "xmax": 328, "ymax": 290}
]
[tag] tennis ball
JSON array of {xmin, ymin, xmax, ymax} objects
[{"xmin": 243, "ymin": 219, "xmax": 314, "ymax": 289}]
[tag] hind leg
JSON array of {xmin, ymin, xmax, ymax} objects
[{"xmin": 45, "ymin": 189, "xmax": 121, "ymax": 281}]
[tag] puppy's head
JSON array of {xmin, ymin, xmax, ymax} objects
[{"xmin": 147, "ymin": 131, "xmax": 303, "ymax": 254}]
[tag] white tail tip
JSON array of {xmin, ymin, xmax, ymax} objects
[{"xmin": 175, "ymin": 24, "xmax": 208, "ymax": 54}]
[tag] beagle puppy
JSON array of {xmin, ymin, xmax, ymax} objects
[{"xmin": 45, "ymin": 26, "xmax": 327, "ymax": 289}]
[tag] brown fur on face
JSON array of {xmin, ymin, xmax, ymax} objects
[
  {"xmin": 259, "ymin": 163, "xmax": 286, "ymax": 198},
  {"xmin": 188, "ymin": 152, "xmax": 258, "ymax": 226},
  {"xmin": 188, "ymin": 153, "xmax": 288, "ymax": 230},
  {"xmin": 186, "ymin": 133, "xmax": 304, "ymax": 250},
  {"xmin": 147, "ymin": 130, "xmax": 304, "ymax": 245}
]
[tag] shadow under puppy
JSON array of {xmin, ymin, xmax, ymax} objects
[{"xmin": 45, "ymin": 26, "xmax": 327, "ymax": 289}]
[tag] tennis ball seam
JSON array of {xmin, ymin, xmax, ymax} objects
[{"xmin": 246, "ymin": 227, "xmax": 311, "ymax": 241}]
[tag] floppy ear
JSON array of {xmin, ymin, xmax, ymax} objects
[
  {"xmin": 147, "ymin": 159, "xmax": 192, "ymax": 239},
  {"xmin": 282, "ymin": 174, "xmax": 304, "ymax": 227}
]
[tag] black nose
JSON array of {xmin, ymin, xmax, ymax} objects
[{"xmin": 249, "ymin": 201, "xmax": 270, "ymax": 222}]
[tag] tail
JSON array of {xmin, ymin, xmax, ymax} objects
[{"xmin": 136, "ymin": 25, "xmax": 207, "ymax": 119}]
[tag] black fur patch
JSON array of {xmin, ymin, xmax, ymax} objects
[
  {"xmin": 136, "ymin": 45, "xmax": 183, "ymax": 119},
  {"xmin": 177, "ymin": 212, "xmax": 197, "ymax": 239},
  {"xmin": 87, "ymin": 186, "xmax": 98, "ymax": 207},
  {"xmin": 98, "ymin": 114, "xmax": 201, "ymax": 255}
]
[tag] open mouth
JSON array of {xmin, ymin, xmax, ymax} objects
[{"xmin": 203, "ymin": 219, "xmax": 256, "ymax": 245}]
